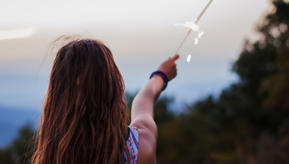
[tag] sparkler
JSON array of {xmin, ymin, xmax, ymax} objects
[{"xmin": 175, "ymin": 0, "xmax": 213, "ymax": 55}]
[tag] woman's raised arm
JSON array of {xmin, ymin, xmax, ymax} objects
[{"xmin": 130, "ymin": 54, "xmax": 179, "ymax": 164}]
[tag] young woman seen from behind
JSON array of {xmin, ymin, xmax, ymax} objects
[{"xmin": 32, "ymin": 38, "xmax": 179, "ymax": 164}]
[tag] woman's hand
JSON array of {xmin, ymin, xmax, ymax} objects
[{"xmin": 157, "ymin": 54, "xmax": 179, "ymax": 81}]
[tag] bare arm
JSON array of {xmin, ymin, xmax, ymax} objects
[{"xmin": 130, "ymin": 54, "xmax": 179, "ymax": 164}]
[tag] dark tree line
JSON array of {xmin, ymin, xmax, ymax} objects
[
  {"xmin": 0, "ymin": 124, "xmax": 34, "ymax": 164},
  {"xmin": 1, "ymin": 0, "xmax": 289, "ymax": 163}
]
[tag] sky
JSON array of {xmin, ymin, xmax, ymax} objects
[{"xmin": 0, "ymin": 0, "xmax": 272, "ymax": 111}]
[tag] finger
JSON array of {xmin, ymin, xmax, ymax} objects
[{"xmin": 172, "ymin": 54, "xmax": 180, "ymax": 61}]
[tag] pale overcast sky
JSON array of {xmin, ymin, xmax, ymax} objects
[{"xmin": 0, "ymin": 0, "xmax": 272, "ymax": 110}]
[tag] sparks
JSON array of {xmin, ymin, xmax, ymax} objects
[
  {"xmin": 175, "ymin": 21, "xmax": 200, "ymax": 31},
  {"xmin": 194, "ymin": 38, "xmax": 199, "ymax": 45},
  {"xmin": 187, "ymin": 54, "xmax": 192, "ymax": 62},
  {"xmin": 198, "ymin": 31, "xmax": 204, "ymax": 38},
  {"xmin": 175, "ymin": 23, "xmax": 204, "ymax": 48}
]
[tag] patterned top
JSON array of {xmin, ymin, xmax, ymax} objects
[{"xmin": 124, "ymin": 126, "xmax": 139, "ymax": 164}]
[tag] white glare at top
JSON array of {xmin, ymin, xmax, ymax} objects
[
  {"xmin": 0, "ymin": 27, "xmax": 37, "ymax": 40},
  {"xmin": 187, "ymin": 54, "xmax": 191, "ymax": 62},
  {"xmin": 175, "ymin": 21, "xmax": 200, "ymax": 31}
]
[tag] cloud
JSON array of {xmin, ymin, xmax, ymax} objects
[{"xmin": 0, "ymin": 27, "xmax": 37, "ymax": 40}]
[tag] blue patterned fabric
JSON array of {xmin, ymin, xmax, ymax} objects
[{"xmin": 124, "ymin": 126, "xmax": 139, "ymax": 164}]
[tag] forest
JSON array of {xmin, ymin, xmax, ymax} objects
[{"xmin": 1, "ymin": 0, "xmax": 289, "ymax": 163}]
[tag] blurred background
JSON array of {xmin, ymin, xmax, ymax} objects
[{"xmin": 1, "ymin": 0, "xmax": 289, "ymax": 163}]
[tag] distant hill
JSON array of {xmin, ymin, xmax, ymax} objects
[{"xmin": 0, "ymin": 106, "xmax": 41, "ymax": 148}]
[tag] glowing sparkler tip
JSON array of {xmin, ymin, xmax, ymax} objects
[
  {"xmin": 175, "ymin": 21, "xmax": 200, "ymax": 31},
  {"xmin": 187, "ymin": 54, "xmax": 192, "ymax": 62}
]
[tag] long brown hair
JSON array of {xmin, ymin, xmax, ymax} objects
[{"xmin": 32, "ymin": 38, "xmax": 128, "ymax": 164}]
